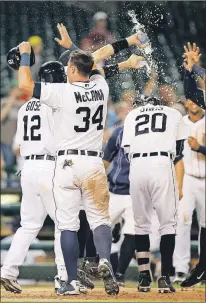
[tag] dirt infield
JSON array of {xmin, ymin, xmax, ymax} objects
[{"xmin": 1, "ymin": 286, "xmax": 205, "ymax": 302}]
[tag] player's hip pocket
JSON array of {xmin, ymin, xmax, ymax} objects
[{"xmin": 54, "ymin": 159, "xmax": 77, "ymax": 189}]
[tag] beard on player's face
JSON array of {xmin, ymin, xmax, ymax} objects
[{"xmin": 186, "ymin": 99, "xmax": 203, "ymax": 115}]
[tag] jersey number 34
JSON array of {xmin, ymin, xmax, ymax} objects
[{"xmin": 74, "ymin": 105, "xmax": 103, "ymax": 132}]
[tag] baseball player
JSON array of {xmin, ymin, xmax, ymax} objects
[
  {"xmin": 1, "ymin": 61, "xmax": 91, "ymax": 295},
  {"xmin": 173, "ymin": 99, "xmax": 205, "ymax": 282},
  {"xmin": 1, "ymin": 62, "xmax": 67, "ymax": 294},
  {"xmin": 180, "ymin": 44, "xmax": 206, "ymax": 288},
  {"xmin": 183, "ymin": 42, "xmax": 205, "ymax": 110},
  {"xmin": 103, "ymin": 125, "xmax": 161, "ymax": 287},
  {"xmin": 16, "ymin": 32, "xmax": 147, "ymax": 295},
  {"xmin": 121, "ymin": 96, "xmax": 188, "ymax": 293}
]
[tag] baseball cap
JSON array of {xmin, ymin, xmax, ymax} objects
[
  {"xmin": 28, "ymin": 35, "xmax": 42, "ymax": 46},
  {"xmin": 93, "ymin": 12, "xmax": 108, "ymax": 21}
]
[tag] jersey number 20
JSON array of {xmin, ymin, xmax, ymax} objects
[
  {"xmin": 135, "ymin": 113, "xmax": 167, "ymax": 136},
  {"xmin": 74, "ymin": 105, "xmax": 103, "ymax": 132},
  {"xmin": 23, "ymin": 115, "xmax": 41, "ymax": 141}
]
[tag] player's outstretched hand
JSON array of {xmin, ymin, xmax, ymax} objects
[
  {"xmin": 127, "ymin": 54, "xmax": 147, "ymax": 69},
  {"xmin": 183, "ymin": 42, "xmax": 201, "ymax": 64},
  {"xmin": 18, "ymin": 42, "xmax": 31, "ymax": 55},
  {"xmin": 55, "ymin": 23, "xmax": 72, "ymax": 49},
  {"xmin": 127, "ymin": 33, "xmax": 148, "ymax": 48},
  {"xmin": 183, "ymin": 42, "xmax": 201, "ymax": 71}
]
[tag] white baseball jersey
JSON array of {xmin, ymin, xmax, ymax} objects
[
  {"xmin": 122, "ymin": 104, "xmax": 188, "ymax": 156},
  {"xmin": 40, "ymin": 74, "xmax": 109, "ymax": 151},
  {"xmin": 183, "ymin": 114, "xmax": 205, "ymax": 178},
  {"xmin": 16, "ymin": 98, "xmax": 55, "ymax": 157}
]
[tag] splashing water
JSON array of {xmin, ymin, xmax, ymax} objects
[{"xmin": 128, "ymin": 10, "xmax": 157, "ymax": 76}]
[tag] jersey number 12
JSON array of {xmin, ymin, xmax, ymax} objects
[{"xmin": 23, "ymin": 115, "xmax": 41, "ymax": 141}]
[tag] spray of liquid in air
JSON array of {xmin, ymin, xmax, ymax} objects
[{"xmin": 128, "ymin": 10, "xmax": 158, "ymax": 76}]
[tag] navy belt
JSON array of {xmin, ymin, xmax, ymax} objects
[
  {"xmin": 25, "ymin": 155, "xmax": 55, "ymax": 161},
  {"xmin": 132, "ymin": 152, "xmax": 173, "ymax": 160},
  {"xmin": 58, "ymin": 149, "xmax": 103, "ymax": 158}
]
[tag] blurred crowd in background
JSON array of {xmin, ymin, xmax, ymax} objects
[
  {"xmin": 1, "ymin": 1, "xmax": 205, "ymax": 189},
  {"xmin": 0, "ymin": 1, "xmax": 205, "ymax": 279}
]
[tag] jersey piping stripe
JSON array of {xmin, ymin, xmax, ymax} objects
[
  {"xmin": 112, "ymin": 148, "xmax": 123, "ymax": 193},
  {"xmin": 71, "ymin": 83, "xmax": 97, "ymax": 90},
  {"xmin": 112, "ymin": 130, "xmax": 123, "ymax": 192},
  {"xmin": 52, "ymin": 159, "xmax": 61, "ymax": 230},
  {"xmin": 170, "ymin": 159, "xmax": 178, "ymax": 234},
  {"xmin": 195, "ymin": 127, "xmax": 201, "ymax": 177}
]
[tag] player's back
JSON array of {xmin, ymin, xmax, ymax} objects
[
  {"xmin": 16, "ymin": 98, "xmax": 55, "ymax": 157},
  {"xmin": 41, "ymin": 74, "xmax": 109, "ymax": 151},
  {"xmin": 123, "ymin": 104, "xmax": 187, "ymax": 156}
]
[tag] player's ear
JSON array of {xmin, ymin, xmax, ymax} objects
[
  {"xmin": 184, "ymin": 99, "xmax": 189, "ymax": 109},
  {"xmin": 71, "ymin": 65, "xmax": 76, "ymax": 74}
]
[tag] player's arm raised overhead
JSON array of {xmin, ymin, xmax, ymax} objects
[
  {"xmin": 90, "ymin": 54, "xmax": 146, "ymax": 84},
  {"xmin": 92, "ymin": 31, "xmax": 147, "ymax": 64},
  {"xmin": 18, "ymin": 42, "xmax": 34, "ymax": 99},
  {"xmin": 56, "ymin": 23, "xmax": 147, "ymax": 65},
  {"xmin": 98, "ymin": 54, "xmax": 146, "ymax": 79},
  {"xmin": 103, "ymin": 127, "xmax": 123, "ymax": 169},
  {"xmin": 183, "ymin": 42, "xmax": 206, "ymax": 109},
  {"xmin": 18, "ymin": 42, "xmax": 64, "ymax": 108}
]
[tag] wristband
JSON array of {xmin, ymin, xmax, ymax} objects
[
  {"xmin": 20, "ymin": 53, "xmax": 30, "ymax": 66},
  {"xmin": 103, "ymin": 64, "xmax": 119, "ymax": 79},
  {"xmin": 111, "ymin": 39, "xmax": 129, "ymax": 54},
  {"xmin": 192, "ymin": 65, "xmax": 206, "ymax": 79},
  {"xmin": 197, "ymin": 145, "xmax": 206, "ymax": 155}
]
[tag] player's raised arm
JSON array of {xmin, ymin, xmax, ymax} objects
[
  {"xmin": 183, "ymin": 42, "xmax": 206, "ymax": 109},
  {"xmin": 18, "ymin": 42, "xmax": 66, "ymax": 108},
  {"xmin": 92, "ymin": 32, "xmax": 148, "ymax": 64},
  {"xmin": 56, "ymin": 23, "xmax": 147, "ymax": 65},
  {"xmin": 94, "ymin": 54, "xmax": 146, "ymax": 79},
  {"xmin": 18, "ymin": 42, "xmax": 34, "ymax": 99}
]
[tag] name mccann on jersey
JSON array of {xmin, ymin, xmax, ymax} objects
[{"xmin": 74, "ymin": 89, "xmax": 104, "ymax": 103}]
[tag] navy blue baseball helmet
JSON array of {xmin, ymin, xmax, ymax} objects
[
  {"xmin": 7, "ymin": 46, "xmax": 35, "ymax": 71},
  {"xmin": 38, "ymin": 61, "xmax": 67, "ymax": 83}
]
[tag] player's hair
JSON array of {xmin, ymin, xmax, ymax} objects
[{"xmin": 69, "ymin": 50, "xmax": 94, "ymax": 76}]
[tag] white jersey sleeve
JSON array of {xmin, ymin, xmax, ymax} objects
[
  {"xmin": 15, "ymin": 110, "xmax": 22, "ymax": 147},
  {"xmin": 176, "ymin": 113, "xmax": 189, "ymax": 140},
  {"xmin": 89, "ymin": 74, "xmax": 109, "ymax": 96},
  {"xmin": 40, "ymin": 83, "xmax": 65, "ymax": 108},
  {"xmin": 121, "ymin": 110, "xmax": 136, "ymax": 149}
]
